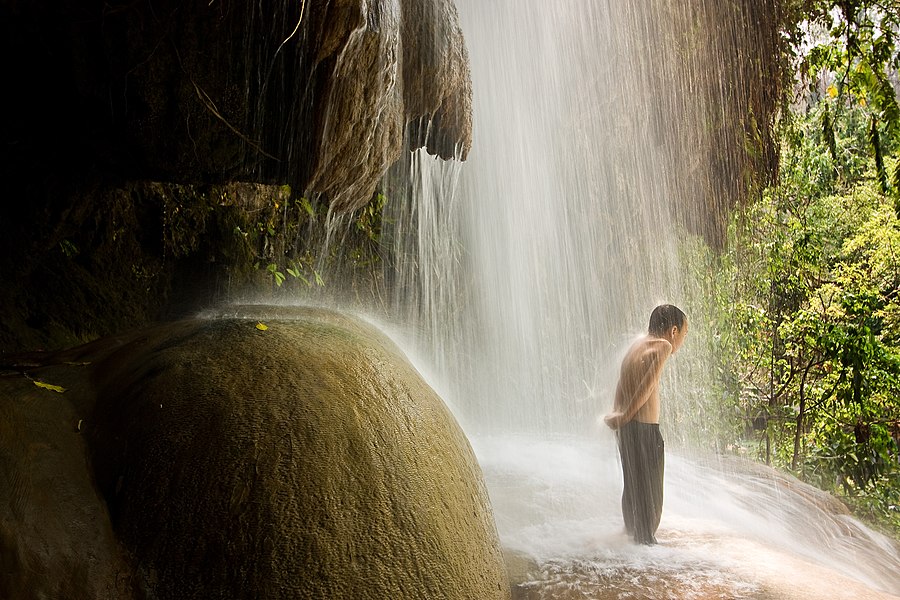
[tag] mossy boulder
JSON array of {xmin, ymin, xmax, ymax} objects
[{"xmin": 1, "ymin": 306, "xmax": 509, "ymax": 599}]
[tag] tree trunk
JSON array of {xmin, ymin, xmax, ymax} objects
[{"xmin": 791, "ymin": 360, "xmax": 813, "ymax": 471}]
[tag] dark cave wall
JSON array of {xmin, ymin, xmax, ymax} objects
[
  {"xmin": 2, "ymin": 0, "xmax": 472, "ymax": 195},
  {"xmin": 0, "ymin": 0, "xmax": 473, "ymax": 353}
]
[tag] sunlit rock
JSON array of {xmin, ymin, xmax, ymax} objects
[{"xmin": 307, "ymin": 0, "xmax": 473, "ymax": 211}]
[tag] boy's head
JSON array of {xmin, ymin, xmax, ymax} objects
[{"xmin": 648, "ymin": 304, "xmax": 688, "ymax": 352}]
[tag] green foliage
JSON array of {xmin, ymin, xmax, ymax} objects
[
  {"xmin": 356, "ymin": 192, "xmax": 387, "ymax": 242},
  {"xmin": 152, "ymin": 181, "xmax": 389, "ymax": 298},
  {"xmin": 266, "ymin": 262, "xmax": 286, "ymax": 287},
  {"xmin": 233, "ymin": 188, "xmax": 387, "ymax": 293},
  {"xmin": 232, "ymin": 190, "xmax": 328, "ymax": 291},
  {"xmin": 792, "ymin": 1, "xmax": 900, "ymax": 198},
  {"xmin": 344, "ymin": 191, "xmax": 389, "ymax": 271},
  {"xmin": 59, "ymin": 239, "xmax": 79, "ymax": 258},
  {"xmin": 709, "ymin": 3, "xmax": 900, "ymax": 528},
  {"xmin": 710, "ymin": 90, "xmax": 900, "ymax": 534},
  {"xmin": 160, "ymin": 186, "xmax": 213, "ymax": 258}
]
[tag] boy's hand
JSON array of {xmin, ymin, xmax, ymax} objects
[{"xmin": 603, "ymin": 412, "xmax": 623, "ymax": 430}]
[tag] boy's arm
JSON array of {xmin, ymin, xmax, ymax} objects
[{"xmin": 604, "ymin": 342, "xmax": 669, "ymax": 429}]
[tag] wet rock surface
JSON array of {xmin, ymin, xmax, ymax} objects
[
  {"xmin": 505, "ymin": 533, "xmax": 900, "ymax": 600},
  {"xmin": 0, "ymin": 306, "xmax": 508, "ymax": 599},
  {"xmin": 507, "ymin": 561, "xmax": 900, "ymax": 600},
  {"xmin": 0, "ymin": 360, "xmax": 133, "ymax": 599}
]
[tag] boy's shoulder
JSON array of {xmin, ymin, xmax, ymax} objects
[{"xmin": 633, "ymin": 336, "xmax": 672, "ymax": 361}]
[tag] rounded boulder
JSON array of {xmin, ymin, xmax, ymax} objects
[{"xmin": 87, "ymin": 306, "xmax": 509, "ymax": 599}]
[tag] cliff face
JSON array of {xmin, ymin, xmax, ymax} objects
[{"xmin": 0, "ymin": 0, "xmax": 472, "ymax": 352}]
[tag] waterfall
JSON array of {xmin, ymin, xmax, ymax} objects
[
  {"xmin": 383, "ymin": 1, "xmax": 712, "ymax": 434},
  {"xmin": 374, "ymin": 0, "xmax": 900, "ymax": 597}
]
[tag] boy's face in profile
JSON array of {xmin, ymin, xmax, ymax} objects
[{"xmin": 671, "ymin": 319, "xmax": 689, "ymax": 354}]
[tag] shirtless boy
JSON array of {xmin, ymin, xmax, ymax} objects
[{"xmin": 604, "ymin": 304, "xmax": 688, "ymax": 545}]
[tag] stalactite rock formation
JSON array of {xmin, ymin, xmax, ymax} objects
[
  {"xmin": 306, "ymin": 0, "xmax": 473, "ymax": 211},
  {"xmin": 0, "ymin": 0, "xmax": 473, "ymax": 351},
  {"xmin": 0, "ymin": 307, "xmax": 508, "ymax": 600},
  {"xmin": 2, "ymin": 0, "xmax": 472, "ymax": 213}
]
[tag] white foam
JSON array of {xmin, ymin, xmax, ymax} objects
[{"xmin": 472, "ymin": 434, "xmax": 900, "ymax": 598}]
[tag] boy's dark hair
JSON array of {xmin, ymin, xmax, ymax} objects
[{"xmin": 648, "ymin": 304, "xmax": 686, "ymax": 336}]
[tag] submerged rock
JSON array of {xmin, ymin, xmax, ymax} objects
[{"xmin": 0, "ymin": 307, "xmax": 508, "ymax": 599}]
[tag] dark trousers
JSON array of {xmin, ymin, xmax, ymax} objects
[{"xmin": 617, "ymin": 421, "xmax": 665, "ymax": 544}]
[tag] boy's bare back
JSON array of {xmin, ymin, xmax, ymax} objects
[{"xmin": 604, "ymin": 336, "xmax": 672, "ymax": 429}]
